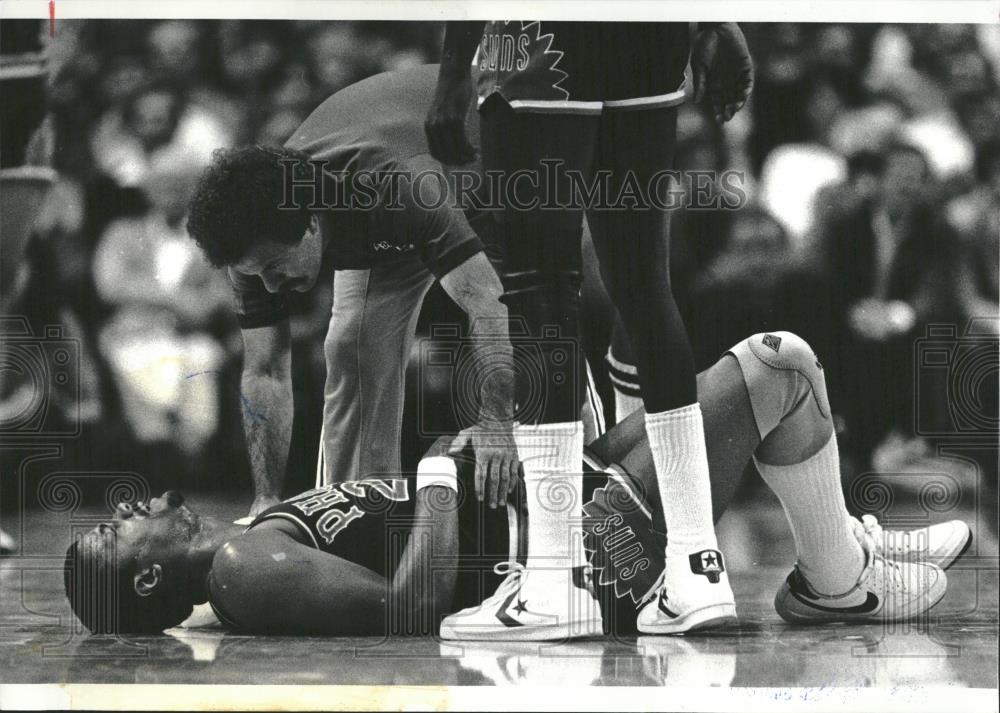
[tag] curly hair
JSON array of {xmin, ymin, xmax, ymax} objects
[
  {"xmin": 64, "ymin": 531, "xmax": 194, "ymax": 635},
  {"xmin": 186, "ymin": 145, "xmax": 316, "ymax": 267}
]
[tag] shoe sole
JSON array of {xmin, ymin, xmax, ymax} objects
[
  {"xmin": 439, "ymin": 619, "xmax": 604, "ymax": 642},
  {"xmin": 775, "ymin": 577, "xmax": 948, "ymax": 624},
  {"xmin": 637, "ymin": 603, "xmax": 738, "ymax": 635}
]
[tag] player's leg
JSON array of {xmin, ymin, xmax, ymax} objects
[
  {"xmin": 729, "ymin": 332, "xmax": 950, "ymax": 622},
  {"xmin": 588, "ymin": 105, "xmax": 734, "ymax": 634},
  {"xmin": 601, "ymin": 354, "xmax": 760, "ymax": 531},
  {"xmin": 321, "ymin": 261, "xmax": 434, "ymax": 484},
  {"xmin": 439, "ymin": 99, "xmax": 602, "ymax": 640},
  {"xmin": 589, "ymin": 332, "xmax": 957, "ymax": 629},
  {"xmin": 607, "ymin": 316, "xmax": 643, "ymax": 424},
  {"xmin": 582, "ymin": 352, "xmax": 758, "ymax": 633}
]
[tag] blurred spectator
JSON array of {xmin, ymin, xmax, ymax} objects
[
  {"xmin": 948, "ymin": 140, "xmax": 1000, "ymax": 329},
  {"xmin": 757, "ymin": 78, "xmax": 849, "ymax": 251},
  {"xmin": 746, "ymin": 23, "xmax": 813, "ymax": 172},
  {"xmin": 147, "ymin": 20, "xmax": 206, "ymax": 88},
  {"xmin": 91, "ymin": 81, "xmax": 233, "ymax": 188},
  {"xmin": 813, "ymin": 142, "xmax": 968, "ymax": 467},
  {"xmin": 306, "ymin": 24, "xmax": 365, "ymax": 97},
  {"xmin": 92, "ymin": 153, "xmax": 234, "ymax": 469}
]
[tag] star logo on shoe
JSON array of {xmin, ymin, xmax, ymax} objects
[
  {"xmin": 689, "ymin": 549, "xmax": 725, "ymax": 583},
  {"xmin": 495, "ymin": 590, "xmax": 551, "ymax": 627},
  {"xmin": 762, "ymin": 333, "xmax": 782, "ymax": 353}
]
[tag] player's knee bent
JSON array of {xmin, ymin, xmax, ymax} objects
[
  {"xmin": 727, "ymin": 331, "xmax": 832, "ymax": 445},
  {"xmin": 324, "ymin": 318, "xmax": 363, "ymax": 382}
]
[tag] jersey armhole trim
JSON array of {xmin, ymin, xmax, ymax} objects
[{"xmin": 248, "ymin": 512, "xmax": 320, "ymax": 550}]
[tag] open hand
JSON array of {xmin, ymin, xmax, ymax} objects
[{"xmin": 449, "ymin": 423, "xmax": 520, "ymax": 509}]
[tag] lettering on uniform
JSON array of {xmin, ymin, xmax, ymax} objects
[
  {"xmin": 341, "ymin": 479, "xmax": 409, "ymax": 502},
  {"xmin": 480, "ymin": 27, "xmax": 534, "ymax": 73},
  {"xmin": 289, "ymin": 486, "xmax": 348, "ymax": 516},
  {"xmin": 601, "ymin": 519, "xmax": 646, "ymax": 579},
  {"xmin": 317, "ymin": 505, "xmax": 365, "ymax": 544},
  {"xmin": 583, "ymin": 483, "xmax": 657, "ymax": 603}
]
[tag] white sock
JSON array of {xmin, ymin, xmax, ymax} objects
[
  {"xmin": 754, "ymin": 433, "xmax": 865, "ymax": 595},
  {"xmin": 645, "ymin": 404, "xmax": 718, "ymax": 560},
  {"xmin": 515, "ymin": 421, "xmax": 585, "ymax": 572}
]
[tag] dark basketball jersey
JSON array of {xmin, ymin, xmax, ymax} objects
[
  {"xmin": 246, "ymin": 478, "xmax": 415, "ymax": 577},
  {"xmin": 477, "ymin": 21, "xmax": 691, "ymax": 113}
]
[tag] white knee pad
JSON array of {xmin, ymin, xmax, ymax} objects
[{"xmin": 727, "ymin": 332, "xmax": 831, "ymax": 441}]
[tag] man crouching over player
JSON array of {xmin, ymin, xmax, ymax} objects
[{"xmin": 64, "ymin": 333, "xmax": 970, "ymax": 635}]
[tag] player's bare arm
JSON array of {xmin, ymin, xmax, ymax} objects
[
  {"xmin": 388, "ymin": 478, "xmax": 460, "ymax": 633},
  {"xmin": 692, "ymin": 22, "xmax": 755, "ymax": 124},
  {"xmin": 426, "ymin": 20, "xmax": 485, "ymax": 165},
  {"xmin": 212, "ymin": 477, "xmax": 459, "ymax": 635},
  {"xmin": 209, "ymin": 527, "xmax": 389, "ymax": 634},
  {"xmin": 439, "ymin": 252, "xmax": 520, "ymax": 510},
  {"xmin": 240, "ymin": 321, "xmax": 294, "ymax": 519}
]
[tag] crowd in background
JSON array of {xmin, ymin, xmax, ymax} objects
[{"xmin": 8, "ymin": 20, "xmax": 998, "ymax": 499}]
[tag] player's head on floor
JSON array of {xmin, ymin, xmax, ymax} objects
[
  {"xmin": 186, "ymin": 145, "xmax": 323, "ymax": 292},
  {"xmin": 64, "ymin": 491, "xmax": 213, "ymax": 634}
]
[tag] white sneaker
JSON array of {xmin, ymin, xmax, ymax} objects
[
  {"xmin": 439, "ymin": 562, "xmax": 603, "ymax": 642},
  {"xmin": 636, "ymin": 548, "xmax": 738, "ymax": 635},
  {"xmin": 774, "ymin": 529, "xmax": 947, "ymax": 624},
  {"xmin": 849, "ymin": 514, "xmax": 972, "ymax": 570}
]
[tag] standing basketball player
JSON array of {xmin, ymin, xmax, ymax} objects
[{"xmin": 425, "ymin": 21, "xmax": 754, "ymax": 637}]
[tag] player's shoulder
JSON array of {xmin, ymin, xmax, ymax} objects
[
  {"xmin": 342, "ymin": 63, "xmax": 440, "ymax": 96},
  {"xmin": 209, "ymin": 527, "xmax": 293, "ymax": 578}
]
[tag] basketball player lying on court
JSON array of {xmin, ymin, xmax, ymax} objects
[{"xmin": 65, "ymin": 331, "xmax": 971, "ymax": 637}]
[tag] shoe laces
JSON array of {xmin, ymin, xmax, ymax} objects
[
  {"xmin": 850, "ymin": 514, "xmax": 890, "ymax": 554},
  {"xmin": 851, "ymin": 514, "xmax": 922, "ymax": 559},
  {"xmin": 478, "ymin": 561, "xmax": 526, "ymax": 608},
  {"xmin": 875, "ymin": 553, "xmax": 907, "ymax": 594},
  {"xmin": 850, "ymin": 520, "xmax": 905, "ymax": 594}
]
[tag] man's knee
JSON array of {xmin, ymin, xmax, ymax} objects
[
  {"xmin": 727, "ymin": 331, "xmax": 832, "ymax": 440},
  {"xmin": 324, "ymin": 313, "xmax": 363, "ymax": 382}
]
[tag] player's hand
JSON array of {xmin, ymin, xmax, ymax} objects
[
  {"xmin": 425, "ymin": 70, "xmax": 477, "ymax": 165},
  {"xmin": 449, "ymin": 424, "xmax": 521, "ymax": 509},
  {"xmin": 246, "ymin": 494, "xmax": 281, "ymax": 521},
  {"xmin": 692, "ymin": 23, "xmax": 754, "ymax": 124}
]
